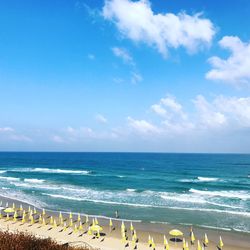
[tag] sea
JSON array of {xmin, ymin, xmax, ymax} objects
[{"xmin": 0, "ymin": 152, "xmax": 249, "ymax": 233}]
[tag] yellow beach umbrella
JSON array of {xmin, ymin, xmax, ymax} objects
[
  {"xmin": 63, "ymin": 222, "xmax": 67, "ymax": 231},
  {"xmin": 79, "ymin": 220, "xmax": 83, "ymax": 231},
  {"xmin": 4, "ymin": 207, "xmax": 15, "ymax": 213},
  {"xmin": 78, "ymin": 213, "xmax": 81, "ymax": 222},
  {"xmin": 109, "ymin": 218, "xmax": 113, "ymax": 227},
  {"xmin": 42, "ymin": 217, "xmax": 46, "ymax": 226},
  {"xmin": 191, "ymin": 231, "xmax": 195, "ymax": 243},
  {"xmin": 204, "ymin": 233, "xmax": 209, "ymax": 246},
  {"xmin": 39, "ymin": 214, "xmax": 42, "ymax": 224},
  {"xmin": 197, "ymin": 240, "xmax": 202, "ymax": 250},
  {"xmin": 96, "ymin": 229, "xmax": 100, "ymax": 238},
  {"xmin": 169, "ymin": 229, "xmax": 183, "ymax": 243},
  {"xmin": 53, "ymin": 219, "xmax": 57, "ymax": 228},
  {"xmin": 85, "ymin": 215, "xmax": 89, "ymax": 223},
  {"xmin": 130, "ymin": 222, "xmax": 134, "ymax": 231},
  {"xmin": 13, "ymin": 211, "xmax": 17, "ymax": 222},
  {"xmin": 219, "ymin": 236, "xmax": 224, "ymax": 248},
  {"xmin": 19, "ymin": 204, "xmax": 23, "ymax": 211},
  {"xmin": 30, "ymin": 215, "xmax": 34, "ymax": 224},
  {"xmin": 186, "ymin": 241, "xmax": 189, "ymax": 250},
  {"xmin": 133, "ymin": 230, "xmax": 137, "ymax": 241},
  {"xmin": 22, "ymin": 213, "xmax": 25, "ymax": 223},
  {"xmin": 121, "ymin": 221, "xmax": 125, "ymax": 231},
  {"xmin": 164, "ymin": 238, "xmax": 170, "ymax": 250},
  {"xmin": 69, "ymin": 212, "xmax": 72, "ymax": 219},
  {"xmin": 59, "ymin": 211, "xmax": 62, "ymax": 219},
  {"xmin": 73, "ymin": 224, "xmax": 78, "ymax": 233},
  {"xmin": 69, "ymin": 218, "xmax": 73, "ymax": 227},
  {"xmin": 183, "ymin": 238, "xmax": 186, "ymax": 249},
  {"xmin": 148, "ymin": 235, "xmax": 152, "ymax": 246},
  {"xmin": 90, "ymin": 224, "xmax": 103, "ymax": 232},
  {"xmin": 12, "ymin": 203, "xmax": 15, "ymax": 209},
  {"xmin": 121, "ymin": 235, "xmax": 126, "ymax": 244},
  {"xmin": 50, "ymin": 216, "xmax": 53, "ymax": 225},
  {"xmin": 33, "ymin": 207, "xmax": 37, "ymax": 214},
  {"xmin": 42, "ymin": 208, "xmax": 46, "ymax": 216},
  {"xmin": 151, "ymin": 237, "xmax": 156, "ymax": 249},
  {"xmin": 87, "ymin": 226, "xmax": 92, "ymax": 235},
  {"xmin": 95, "ymin": 217, "xmax": 98, "ymax": 225},
  {"xmin": 28, "ymin": 206, "xmax": 31, "ymax": 213}
]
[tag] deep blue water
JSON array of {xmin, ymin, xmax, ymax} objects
[{"xmin": 0, "ymin": 152, "xmax": 249, "ymax": 233}]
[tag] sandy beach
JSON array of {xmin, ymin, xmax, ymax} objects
[{"xmin": 0, "ymin": 196, "xmax": 249, "ymax": 250}]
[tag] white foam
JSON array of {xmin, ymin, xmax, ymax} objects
[
  {"xmin": 189, "ymin": 188, "xmax": 250, "ymax": 200},
  {"xmin": 24, "ymin": 178, "xmax": 45, "ymax": 184},
  {"xmin": 0, "ymin": 170, "xmax": 6, "ymax": 174},
  {"xmin": 11, "ymin": 167, "xmax": 90, "ymax": 175},
  {"xmin": 0, "ymin": 176, "xmax": 20, "ymax": 181},
  {"xmin": 197, "ymin": 177, "xmax": 219, "ymax": 182},
  {"xmin": 126, "ymin": 189, "xmax": 136, "ymax": 192},
  {"xmin": 160, "ymin": 194, "xmax": 207, "ymax": 204}
]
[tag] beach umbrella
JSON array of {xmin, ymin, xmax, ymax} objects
[
  {"xmin": 121, "ymin": 221, "xmax": 125, "ymax": 232},
  {"xmin": 87, "ymin": 226, "xmax": 92, "ymax": 235},
  {"xmin": 39, "ymin": 214, "xmax": 42, "ymax": 224},
  {"xmin": 92, "ymin": 218, "xmax": 96, "ymax": 226},
  {"xmin": 28, "ymin": 206, "xmax": 31, "ymax": 213},
  {"xmin": 133, "ymin": 230, "xmax": 137, "ymax": 241},
  {"xmin": 169, "ymin": 229, "xmax": 183, "ymax": 242},
  {"xmin": 164, "ymin": 236, "xmax": 169, "ymax": 250},
  {"xmin": 79, "ymin": 220, "xmax": 83, "ymax": 231},
  {"xmin": 109, "ymin": 218, "xmax": 113, "ymax": 228},
  {"xmin": 4, "ymin": 207, "xmax": 15, "ymax": 213},
  {"xmin": 42, "ymin": 208, "xmax": 46, "ymax": 216},
  {"xmin": 90, "ymin": 224, "xmax": 103, "ymax": 232},
  {"xmin": 73, "ymin": 224, "xmax": 78, "ymax": 233},
  {"xmin": 151, "ymin": 237, "xmax": 156, "ymax": 249},
  {"xmin": 0, "ymin": 212, "xmax": 2, "ymax": 219},
  {"xmin": 63, "ymin": 222, "xmax": 67, "ymax": 231},
  {"xmin": 42, "ymin": 217, "xmax": 46, "ymax": 226},
  {"xmin": 19, "ymin": 204, "xmax": 23, "ymax": 211},
  {"xmin": 78, "ymin": 213, "xmax": 81, "ymax": 222},
  {"xmin": 183, "ymin": 238, "xmax": 186, "ymax": 249},
  {"xmin": 59, "ymin": 211, "xmax": 62, "ymax": 219},
  {"xmin": 130, "ymin": 222, "xmax": 134, "ymax": 231},
  {"xmin": 185, "ymin": 241, "xmax": 189, "ymax": 250},
  {"xmin": 60, "ymin": 217, "xmax": 64, "ymax": 226},
  {"xmin": 96, "ymin": 229, "xmax": 100, "ymax": 238},
  {"xmin": 12, "ymin": 203, "xmax": 15, "ymax": 209},
  {"xmin": 50, "ymin": 216, "xmax": 53, "ymax": 225},
  {"xmin": 85, "ymin": 215, "xmax": 89, "ymax": 223},
  {"xmin": 30, "ymin": 215, "xmax": 34, "ymax": 225},
  {"xmin": 95, "ymin": 217, "xmax": 99, "ymax": 225},
  {"xmin": 13, "ymin": 211, "xmax": 17, "ymax": 222},
  {"xmin": 148, "ymin": 235, "xmax": 152, "ymax": 246},
  {"xmin": 53, "ymin": 219, "xmax": 57, "ymax": 228},
  {"xmin": 197, "ymin": 240, "xmax": 202, "ymax": 250},
  {"xmin": 69, "ymin": 218, "xmax": 73, "ymax": 227},
  {"xmin": 33, "ymin": 207, "xmax": 37, "ymax": 214},
  {"xmin": 191, "ymin": 231, "xmax": 195, "ymax": 243},
  {"xmin": 204, "ymin": 233, "xmax": 209, "ymax": 246},
  {"xmin": 219, "ymin": 236, "xmax": 224, "ymax": 249},
  {"xmin": 69, "ymin": 212, "xmax": 72, "ymax": 219},
  {"xmin": 121, "ymin": 235, "xmax": 126, "ymax": 244}
]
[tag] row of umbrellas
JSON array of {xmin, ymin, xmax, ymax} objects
[{"xmin": 1, "ymin": 202, "xmax": 224, "ymax": 249}]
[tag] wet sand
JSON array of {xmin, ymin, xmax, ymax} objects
[{"xmin": 0, "ymin": 195, "xmax": 249, "ymax": 250}]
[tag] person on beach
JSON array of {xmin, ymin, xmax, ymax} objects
[{"xmin": 115, "ymin": 210, "xmax": 119, "ymax": 218}]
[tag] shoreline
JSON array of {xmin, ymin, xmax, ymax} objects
[{"xmin": 0, "ymin": 195, "xmax": 249, "ymax": 249}]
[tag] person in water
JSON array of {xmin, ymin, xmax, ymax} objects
[{"xmin": 115, "ymin": 210, "xmax": 119, "ymax": 218}]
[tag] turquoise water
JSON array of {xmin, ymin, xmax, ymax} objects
[{"xmin": 0, "ymin": 152, "xmax": 249, "ymax": 233}]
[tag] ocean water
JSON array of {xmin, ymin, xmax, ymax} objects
[{"xmin": 0, "ymin": 152, "xmax": 249, "ymax": 233}]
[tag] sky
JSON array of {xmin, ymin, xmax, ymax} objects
[{"xmin": 0, "ymin": 0, "xmax": 250, "ymax": 153}]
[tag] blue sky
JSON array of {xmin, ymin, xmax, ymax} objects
[{"xmin": 0, "ymin": 0, "xmax": 250, "ymax": 152}]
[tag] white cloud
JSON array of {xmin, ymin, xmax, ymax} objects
[
  {"xmin": 127, "ymin": 116, "xmax": 160, "ymax": 134},
  {"xmin": 206, "ymin": 36, "xmax": 250, "ymax": 85},
  {"xmin": 131, "ymin": 72, "xmax": 142, "ymax": 84},
  {"xmin": 103, "ymin": 0, "xmax": 215, "ymax": 57},
  {"xmin": 151, "ymin": 104, "xmax": 167, "ymax": 117},
  {"xmin": 52, "ymin": 135, "xmax": 64, "ymax": 143},
  {"xmin": 95, "ymin": 114, "xmax": 108, "ymax": 123},
  {"xmin": 112, "ymin": 47, "xmax": 134, "ymax": 64},
  {"xmin": 0, "ymin": 127, "xmax": 14, "ymax": 132},
  {"xmin": 193, "ymin": 95, "xmax": 227, "ymax": 128},
  {"xmin": 9, "ymin": 134, "xmax": 32, "ymax": 142}
]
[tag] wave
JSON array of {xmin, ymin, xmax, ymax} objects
[
  {"xmin": 197, "ymin": 177, "xmax": 219, "ymax": 182},
  {"xmin": 0, "ymin": 170, "xmax": 6, "ymax": 174},
  {"xmin": 24, "ymin": 178, "xmax": 45, "ymax": 184},
  {"xmin": 0, "ymin": 176, "xmax": 20, "ymax": 181},
  {"xmin": 10, "ymin": 168, "xmax": 90, "ymax": 175},
  {"xmin": 126, "ymin": 189, "xmax": 136, "ymax": 192},
  {"xmin": 190, "ymin": 188, "xmax": 250, "ymax": 200},
  {"xmin": 160, "ymin": 194, "xmax": 207, "ymax": 204}
]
